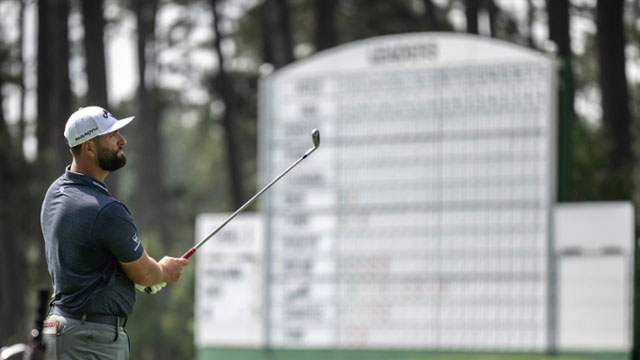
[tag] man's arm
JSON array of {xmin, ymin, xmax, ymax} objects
[
  {"xmin": 95, "ymin": 202, "xmax": 188, "ymax": 286},
  {"xmin": 120, "ymin": 252, "xmax": 188, "ymax": 286}
]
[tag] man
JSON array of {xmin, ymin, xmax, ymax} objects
[{"xmin": 40, "ymin": 106, "xmax": 188, "ymax": 359}]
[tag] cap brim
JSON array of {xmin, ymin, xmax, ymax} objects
[{"xmin": 101, "ymin": 116, "xmax": 134, "ymax": 135}]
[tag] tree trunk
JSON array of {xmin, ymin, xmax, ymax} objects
[
  {"xmin": 50, "ymin": 0, "xmax": 72, "ymax": 172},
  {"xmin": 36, "ymin": 0, "xmax": 51, "ymax": 159},
  {"xmin": 314, "ymin": 0, "xmax": 338, "ymax": 51},
  {"xmin": 0, "ymin": 162, "xmax": 25, "ymax": 346},
  {"xmin": 17, "ymin": 0, "xmax": 26, "ymax": 158},
  {"xmin": 211, "ymin": 0, "xmax": 245, "ymax": 209},
  {"xmin": 82, "ymin": 0, "xmax": 109, "ymax": 106},
  {"xmin": 82, "ymin": 0, "xmax": 122, "ymax": 195},
  {"xmin": 422, "ymin": 0, "xmax": 440, "ymax": 31},
  {"xmin": 547, "ymin": 0, "xmax": 574, "ymax": 203},
  {"xmin": 262, "ymin": 0, "xmax": 294, "ymax": 68},
  {"xmin": 547, "ymin": 0, "xmax": 571, "ymax": 58},
  {"xmin": 526, "ymin": 0, "xmax": 536, "ymax": 48},
  {"xmin": 484, "ymin": 0, "xmax": 498, "ymax": 37},
  {"xmin": 37, "ymin": 0, "xmax": 72, "ymax": 174},
  {"xmin": 596, "ymin": 0, "xmax": 632, "ymax": 193},
  {"xmin": 465, "ymin": 0, "xmax": 479, "ymax": 34},
  {"xmin": 0, "ymin": 59, "xmax": 26, "ymax": 347},
  {"xmin": 134, "ymin": 0, "xmax": 166, "ymax": 244}
]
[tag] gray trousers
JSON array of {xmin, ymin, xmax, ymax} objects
[{"xmin": 42, "ymin": 314, "xmax": 129, "ymax": 360}]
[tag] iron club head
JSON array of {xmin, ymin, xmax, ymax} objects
[{"xmin": 312, "ymin": 129, "xmax": 320, "ymax": 148}]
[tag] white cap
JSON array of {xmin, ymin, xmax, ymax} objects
[{"xmin": 64, "ymin": 106, "xmax": 134, "ymax": 147}]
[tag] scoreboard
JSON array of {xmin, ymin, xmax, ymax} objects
[{"xmin": 258, "ymin": 33, "xmax": 556, "ymax": 350}]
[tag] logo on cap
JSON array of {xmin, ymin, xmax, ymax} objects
[{"xmin": 74, "ymin": 126, "xmax": 99, "ymax": 142}]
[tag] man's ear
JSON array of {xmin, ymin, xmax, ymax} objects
[{"xmin": 83, "ymin": 140, "xmax": 98, "ymax": 158}]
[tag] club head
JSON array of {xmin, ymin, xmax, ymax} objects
[{"xmin": 312, "ymin": 129, "xmax": 320, "ymax": 148}]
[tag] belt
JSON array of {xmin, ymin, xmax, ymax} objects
[{"xmin": 52, "ymin": 307, "xmax": 127, "ymax": 327}]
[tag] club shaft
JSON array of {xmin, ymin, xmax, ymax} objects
[
  {"xmin": 187, "ymin": 145, "xmax": 318, "ymax": 257},
  {"xmin": 145, "ymin": 141, "xmax": 319, "ymax": 292}
]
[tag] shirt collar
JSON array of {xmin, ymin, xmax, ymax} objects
[{"xmin": 63, "ymin": 165, "xmax": 110, "ymax": 194}]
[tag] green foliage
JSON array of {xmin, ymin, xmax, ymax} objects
[
  {"xmin": 567, "ymin": 3, "xmax": 638, "ymax": 203},
  {"xmin": 338, "ymin": 0, "xmax": 424, "ymax": 42},
  {"xmin": 3, "ymin": 0, "xmax": 639, "ymax": 357},
  {"xmin": 233, "ymin": 3, "xmax": 264, "ymax": 63},
  {"xmin": 120, "ymin": 71, "xmax": 257, "ymax": 358},
  {"xmin": 570, "ymin": 118, "xmax": 607, "ymax": 200}
]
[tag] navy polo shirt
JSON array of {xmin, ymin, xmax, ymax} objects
[{"xmin": 41, "ymin": 166, "xmax": 144, "ymax": 317}]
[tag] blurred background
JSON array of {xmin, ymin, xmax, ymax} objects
[{"xmin": 0, "ymin": 0, "xmax": 639, "ymax": 359}]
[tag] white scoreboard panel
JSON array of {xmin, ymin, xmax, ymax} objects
[
  {"xmin": 194, "ymin": 214, "xmax": 265, "ymax": 347},
  {"xmin": 259, "ymin": 33, "xmax": 556, "ymax": 350}
]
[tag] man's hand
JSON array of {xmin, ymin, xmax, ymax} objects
[
  {"xmin": 135, "ymin": 282, "xmax": 166, "ymax": 294},
  {"xmin": 159, "ymin": 256, "xmax": 189, "ymax": 283},
  {"xmin": 121, "ymin": 252, "xmax": 189, "ymax": 287}
]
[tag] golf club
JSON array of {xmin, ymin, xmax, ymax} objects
[{"xmin": 145, "ymin": 129, "xmax": 321, "ymax": 293}]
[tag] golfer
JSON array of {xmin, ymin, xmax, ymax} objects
[{"xmin": 40, "ymin": 106, "xmax": 188, "ymax": 359}]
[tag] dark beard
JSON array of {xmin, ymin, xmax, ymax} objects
[{"xmin": 97, "ymin": 144, "xmax": 127, "ymax": 172}]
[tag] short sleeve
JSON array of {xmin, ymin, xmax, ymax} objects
[{"xmin": 93, "ymin": 201, "xmax": 145, "ymax": 263}]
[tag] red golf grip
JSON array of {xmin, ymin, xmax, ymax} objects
[
  {"xmin": 182, "ymin": 247, "xmax": 197, "ymax": 259},
  {"xmin": 144, "ymin": 247, "xmax": 196, "ymax": 293}
]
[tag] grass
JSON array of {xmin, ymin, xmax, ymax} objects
[{"xmin": 197, "ymin": 348, "xmax": 629, "ymax": 360}]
